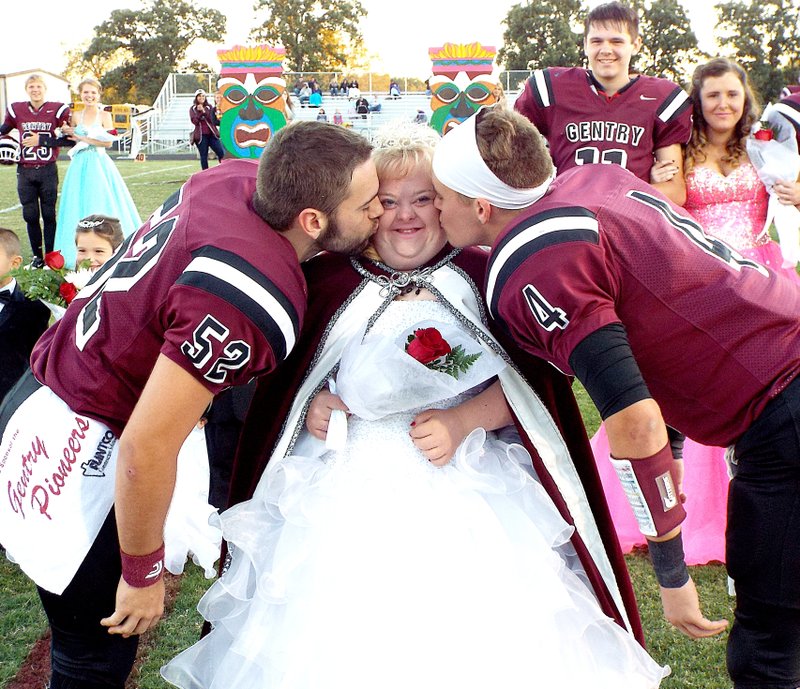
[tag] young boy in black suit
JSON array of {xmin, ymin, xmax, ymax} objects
[{"xmin": 0, "ymin": 228, "xmax": 50, "ymax": 401}]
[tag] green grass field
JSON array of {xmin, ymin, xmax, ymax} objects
[
  {"xmin": 0, "ymin": 158, "xmax": 732, "ymax": 688},
  {"xmin": 0, "ymin": 158, "xmax": 197, "ymax": 263}
]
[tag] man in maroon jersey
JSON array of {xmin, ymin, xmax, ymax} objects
[
  {"xmin": 430, "ymin": 105, "xmax": 800, "ymax": 689},
  {"xmin": 0, "ymin": 120, "xmax": 382, "ymax": 689},
  {"xmin": 0, "ymin": 74, "xmax": 70, "ymax": 262},
  {"xmin": 514, "ymin": 2, "xmax": 691, "ymax": 205}
]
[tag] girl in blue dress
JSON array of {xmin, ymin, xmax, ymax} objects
[{"xmin": 54, "ymin": 78, "xmax": 140, "ymax": 268}]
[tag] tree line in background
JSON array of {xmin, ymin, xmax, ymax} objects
[{"xmin": 65, "ymin": 0, "xmax": 800, "ymax": 106}]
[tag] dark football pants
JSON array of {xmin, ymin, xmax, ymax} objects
[
  {"xmin": 0, "ymin": 372, "xmax": 137, "ymax": 689},
  {"xmin": 197, "ymin": 134, "xmax": 225, "ymax": 170},
  {"xmin": 39, "ymin": 511, "xmax": 137, "ymax": 689},
  {"xmin": 17, "ymin": 163, "xmax": 58, "ymax": 259},
  {"xmin": 727, "ymin": 375, "xmax": 800, "ymax": 689}
]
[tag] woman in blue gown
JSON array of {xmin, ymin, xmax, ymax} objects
[{"xmin": 54, "ymin": 78, "xmax": 140, "ymax": 267}]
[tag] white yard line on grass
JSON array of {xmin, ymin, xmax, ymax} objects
[
  {"xmin": 0, "ymin": 203, "xmax": 22, "ymax": 214},
  {"xmin": 123, "ymin": 163, "xmax": 195, "ymax": 180}
]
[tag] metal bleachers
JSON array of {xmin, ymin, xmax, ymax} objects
[
  {"xmin": 141, "ymin": 73, "xmax": 522, "ymax": 151},
  {"xmin": 288, "ymin": 92, "xmax": 433, "ymax": 139}
]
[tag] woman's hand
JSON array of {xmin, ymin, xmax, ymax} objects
[
  {"xmin": 409, "ymin": 407, "xmax": 468, "ymax": 466},
  {"xmin": 650, "ymin": 159, "xmax": 679, "ymax": 184},
  {"xmin": 773, "ymin": 179, "xmax": 800, "ymax": 206},
  {"xmin": 306, "ymin": 389, "xmax": 349, "ymax": 440}
]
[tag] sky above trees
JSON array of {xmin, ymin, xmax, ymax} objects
[{"xmin": 6, "ymin": 0, "xmax": 720, "ymax": 79}]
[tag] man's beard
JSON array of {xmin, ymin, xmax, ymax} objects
[{"xmin": 317, "ymin": 211, "xmax": 373, "ymax": 256}]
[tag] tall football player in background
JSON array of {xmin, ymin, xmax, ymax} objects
[{"xmin": 514, "ymin": 1, "xmax": 691, "ymax": 206}]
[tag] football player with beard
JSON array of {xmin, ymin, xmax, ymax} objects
[{"xmin": 0, "ymin": 121, "xmax": 383, "ymax": 689}]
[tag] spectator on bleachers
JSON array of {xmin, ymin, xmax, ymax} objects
[
  {"xmin": 354, "ymin": 95, "xmax": 370, "ymax": 118},
  {"xmin": 329, "ymin": 78, "xmax": 340, "ymax": 97},
  {"xmin": 316, "ymin": 108, "xmax": 328, "ymax": 122},
  {"xmin": 389, "ymin": 80, "xmax": 401, "ymax": 99},
  {"xmin": 492, "ymin": 84, "xmax": 507, "ymax": 107},
  {"xmin": 309, "ymin": 91, "xmax": 323, "ymax": 108},
  {"xmin": 298, "ymin": 83, "xmax": 312, "ymax": 106},
  {"xmin": 333, "ymin": 110, "xmax": 344, "ymax": 125},
  {"xmin": 369, "ymin": 96, "xmax": 382, "ymax": 113}
]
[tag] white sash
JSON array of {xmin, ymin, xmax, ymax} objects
[
  {"xmin": 0, "ymin": 386, "xmax": 119, "ymax": 594},
  {"xmin": 0, "ymin": 388, "xmax": 222, "ymax": 593}
]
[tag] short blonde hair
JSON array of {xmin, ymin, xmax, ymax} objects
[
  {"xmin": 474, "ymin": 107, "xmax": 553, "ymax": 189},
  {"xmin": 25, "ymin": 74, "xmax": 46, "ymax": 88},
  {"xmin": 0, "ymin": 228, "xmax": 22, "ymax": 259},
  {"xmin": 364, "ymin": 122, "xmax": 441, "ymax": 262},
  {"xmin": 371, "ymin": 121, "xmax": 440, "ymax": 180}
]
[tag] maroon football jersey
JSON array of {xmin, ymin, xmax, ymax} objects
[
  {"xmin": 2, "ymin": 101, "xmax": 70, "ymax": 166},
  {"xmin": 32, "ymin": 160, "xmax": 306, "ymax": 436},
  {"xmin": 774, "ymin": 93, "xmax": 800, "ymax": 151},
  {"xmin": 780, "ymin": 84, "xmax": 800, "ymax": 99},
  {"xmin": 515, "ymin": 68, "xmax": 691, "ymax": 182},
  {"xmin": 485, "ymin": 165, "xmax": 800, "ymax": 446}
]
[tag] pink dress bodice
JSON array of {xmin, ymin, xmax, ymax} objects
[{"xmin": 684, "ymin": 162, "xmax": 769, "ymax": 250}]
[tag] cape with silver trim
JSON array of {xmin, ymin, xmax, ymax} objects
[{"xmin": 226, "ymin": 245, "xmax": 643, "ymax": 641}]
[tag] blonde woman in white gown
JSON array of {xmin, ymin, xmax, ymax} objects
[{"xmin": 162, "ymin": 124, "xmax": 668, "ymax": 689}]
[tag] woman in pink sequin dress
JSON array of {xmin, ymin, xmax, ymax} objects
[
  {"xmin": 684, "ymin": 58, "xmax": 800, "ymax": 280},
  {"xmin": 592, "ymin": 59, "xmax": 800, "ymax": 567}
]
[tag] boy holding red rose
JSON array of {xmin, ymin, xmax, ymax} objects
[{"xmin": 0, "ymin": 228, "xmax": 50, "ymax": 401}]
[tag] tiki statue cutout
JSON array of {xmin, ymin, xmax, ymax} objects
[
  {"xmin": 428, "ymin": 42, "xmax": 498, "ymax": 135},
  {"xmin": 216, "ymin": 45, "xmax": 289, "ymax": 158}
]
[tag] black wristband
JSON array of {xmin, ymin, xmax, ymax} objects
[
  {"xmin": 667, "ymin": 427, "xmax": 685, "ymax": 460},
  {"xmin": 647, "ymin": 532, "xmax": 690, "ymax": 588}
]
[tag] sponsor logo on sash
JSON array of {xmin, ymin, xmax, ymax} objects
[{"xmin": 81, "ymin": 431, "xmax": 117, "ymax": 478}]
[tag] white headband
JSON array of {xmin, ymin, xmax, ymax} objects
[{"xmin": 432, "ymin": 110, "xmax": 554, "ymax": 209}]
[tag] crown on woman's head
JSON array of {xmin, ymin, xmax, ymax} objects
[{"xmin": 372, "ymin": 120, "xmax": 441, "ymax": 150}]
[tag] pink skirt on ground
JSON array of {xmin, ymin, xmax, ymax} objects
[{"xmin": 591, "ymin": 424, "xmax": 729, "ymax": 565}]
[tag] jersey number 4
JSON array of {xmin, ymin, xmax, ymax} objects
[{"xmin": 523, "ymin": 284, "xmax": 569, "ymax": 331}]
